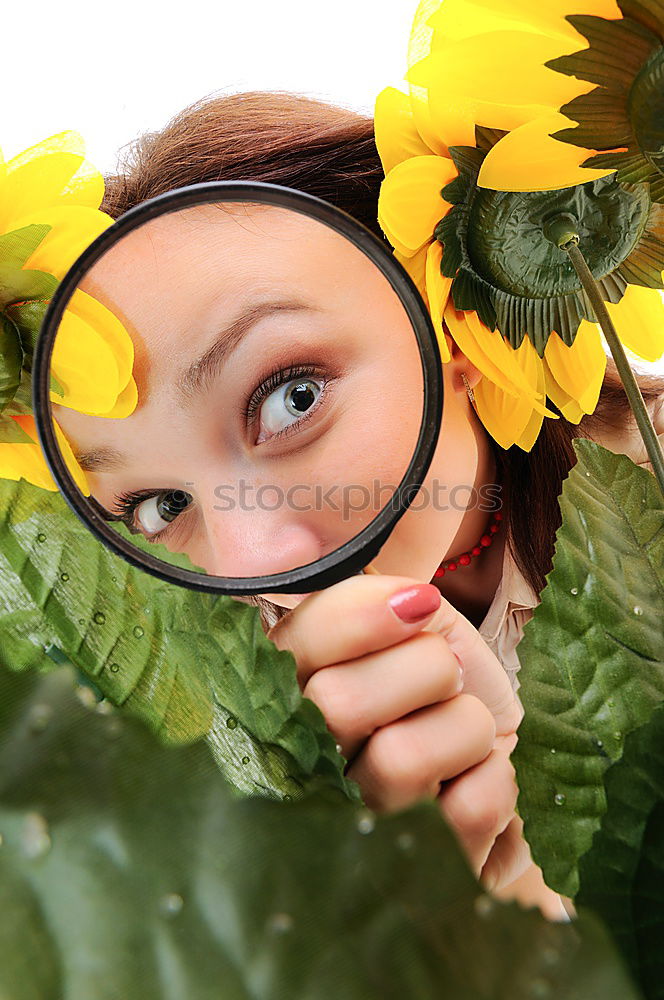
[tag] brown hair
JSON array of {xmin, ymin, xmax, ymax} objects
[{"xmin": 102, "ymin": 90, "xmax": 663, "ymax": 628}]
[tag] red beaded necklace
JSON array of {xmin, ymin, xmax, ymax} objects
[{"xmin": 433, "ymin": 510, "xmax": 503, "ymax": 579}]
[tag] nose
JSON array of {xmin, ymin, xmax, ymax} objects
[{"xmin": 202, "ymin": 505, "xmax": 326, "ymax": 579}]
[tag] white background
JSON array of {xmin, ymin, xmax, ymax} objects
[{"xmin": 4, "ymin": 0, "xmax": 415, "ymax": 169}]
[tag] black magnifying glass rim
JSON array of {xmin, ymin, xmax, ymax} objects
[{"xmin": 33, "ymin": 181, "xmax": 443, "ymax": 596}]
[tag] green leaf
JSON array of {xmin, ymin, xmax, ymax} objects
[
  {"xmin": 0, "ymin": 658, "xmax": 643, "ymax": 1000},
  {"xmin": 0, "ymin": 416, "xmax": 33, "ymax": 444},
  {"xmin": 0, "ymin": 267, "xmax": 57, "ymax": 308},
  {"xmin": 0, "ymin": 477, "xmax": 354, "ymax": 802},
  {"xmin": 7, "ymin": 300, "xmax": 48, "ymax": 366},
  {"xmin": 577, "ymin": 703, "xmax": 664, "ymax": 1000},
  {"xmin": 0, "ymin": 316, "xmax": 22, "ymax": 413},
  {"xmin": 0, "ymin": 225, "xmax": 51, "ymax": 269},
  {"xmin": 513, "ymin": 440, "xmax": 664, "ymax": 898}
]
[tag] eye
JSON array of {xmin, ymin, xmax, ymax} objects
[
  {"xmin": 135, "ymin": 490, "xmax": 193, "ymax": 535},
  {"xmin": 257, "ymin": 377, "xmax": 324, "ymax": 442}
]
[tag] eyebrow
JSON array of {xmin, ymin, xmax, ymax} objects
[
  {"xmin": 178, "ymin": 298, "xmax": 317, "ymax": 399},
  {"xmin": 76, "ymin": 446, "xmax": 126, "ymax": 473},
  {"xmin": 74, "ymin": 299, "xmax": 317, "ymax": 474}
]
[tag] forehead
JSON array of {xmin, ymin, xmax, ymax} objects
[{"xmin": 78, "ymin": 204, "xmax": 378, "ymax": 395}]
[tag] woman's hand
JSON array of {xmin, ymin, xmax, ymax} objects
[{"xmin": 268, "ymin": 574, "xmax": 528, "ymax": 889}]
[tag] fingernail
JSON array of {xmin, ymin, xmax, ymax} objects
[{"xmin": 388, "ymin": 584, "xmax": 441, "ymax": 624}]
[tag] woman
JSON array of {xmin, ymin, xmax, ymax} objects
[{"xmin": 63, "ymin": 90, "xmax": 663, "ymax": 920}]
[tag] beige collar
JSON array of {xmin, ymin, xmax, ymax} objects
[{"xmin": 478, "ymin": 539, "xmax": 540, "ymax": 645}]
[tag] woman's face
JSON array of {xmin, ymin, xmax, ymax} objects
[{"xmin": 54, "ymin": 204, "xmax": 485, "ymax": 607}]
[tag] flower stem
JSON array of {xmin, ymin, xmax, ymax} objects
[{"xmin": 562, "ymin": 237, "xmax": 664, "ymax": 495}]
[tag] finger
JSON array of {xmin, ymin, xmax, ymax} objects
[
  {"xmin": 268, "ymin": 575, "xmax": 442, "ymax": 685},
  {"xmin": 304, "ymin": 631, "xmax": 464, "ymax": 760},
  {"xmin": 347, "ymin": 694, "xmax": 496, "ymax": 813},
  {"xmin": 479, "ymin": 815, "xmax": 533, "ymax": 892},
  {"xmin": 424, "ymin": 595, "xmax": 523, "ymax": 736},
  {"xmin": 437, "ymin": 746, "xmax": 518, "ymax": 877}
]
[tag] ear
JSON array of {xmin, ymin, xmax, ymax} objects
[{"xmin": 443, "ymin": 329, "xmax": 482, "ymax": 396}]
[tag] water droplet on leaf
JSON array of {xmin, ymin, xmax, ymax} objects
[
  {"xmin": 241, "ymin": 756, "xmax": 250, "ymax": 765},
  {"xmin": 267, "ymin": 912, "xmax": 293, "ymax": 934},
  {"xmin": 60, "ymin": 572, "xmax": 69, "ymax": 583},
  {"xmin": 633, "ymin": 606, "xmax": 643, "ymax": 616},
  {"xmin": 133, "ymin": 625, "xmax": 145, "ymax": 639},
  {"xmin": 159, "ymin": 893, "xmax": 184, "ymax": 917},
  {"xmin": 356, "ymin": 809, "xmax": 375, "ymax": 835},
  {"xmin": 396, "ymin": 832, "xmax": 415, "ymax": 852},
  {"xmin": 570, "ymin": 587, "xmax": 578, "ymax": 596},
  {"xmin": 226, "ymin": 716, "xmax": 237, "ymax": 729},
  {"xmin": 93, "ymin": 612, "xmax": 106, "ymax": 625},
  {"xmin": 105, "ymin": 718, "xmax": 123, "ymax": 739},
  {"xmin": 75, "ymin": 686, "xmax": 97, "ymax": 709},
  {"xmin": 474, "ymin": 895, "xmax": 495, "ymax": 918},
  {"xmin": 109, "ymin": 663, "xmax": 120, "ymax": 674},
  {"xmin": 540, "ymin": 947, "xmax": 560, "ymax": 969},
  {"xmin": 36, "ymin": 533, "xmax": 46, "ymax": 543},
  {"xmin": 22, "ymin": 813, "xmax": 51, "ymax": 860},
  {"xmin": 554, "ymin": 793, "xmax": 566, "ymax": 806},
  {"xmin": 550, "ymin": 748, "xmax": 556, "ymax": 754},
  {"xmin": 27, "ymin": 704, "xmax": 53, "ymax": 733}
]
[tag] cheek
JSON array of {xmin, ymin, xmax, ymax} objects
[{"xmin": 366, "ymin": 382, "xmax": 481, "ymax": 577}]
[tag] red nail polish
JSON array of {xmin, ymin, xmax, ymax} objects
[{"xmin": 388, "ymin": 584, "xmax": 441, "ymax": 624}]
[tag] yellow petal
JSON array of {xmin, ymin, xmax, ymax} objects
[
  {"xmin": 4, "ymin": 132, "xmax": 103, "ymax": 209},
  {"xmin": 473, "ymin": 334, "xmax": 556, "ymax": 448},
  {"xmin": 514, "ymin": 404, "xmax": 546, "ymax": 451},
  {"xmin": 98, "ymin": 376, "xmax": 139, "ymax": 419},
  {"xmin": 445, "ymin": 307, "xmax": 555, "ymax": 412},
  {"xmin": 425, "ymin": 241, "xmax": 452, "ymax": 363},
  {"xmin": 0, "ymin": 415, "xmax": 88, "ymax": 494},
  {"xmin": 51, "ymin": 307, "xmax": 122, "ymax": 415},
  {"xmin": 0, "ymin": 132, "xmax": 103, "ymax": 234},
  {"xmin": 428, "ymin": 0, "xmax": 567, "ymax": 42},
  {"xmin": 395, "ymin": 245, "xmax": 430, "ymax": 306},
  {"xmin": 407, "ymin": 0, "xmax": 451, "ymax": 156},
  {"xmin": 477, "ymin": 112, "xmax": 617, "ymax": 191},
  {"xmin": 544, "ymin": 325, "xmax": 607, "ymax": 415},
  {"xmin": 378, "ymin": 155, "xmax": 457, "ymax": 257},
  {"xmin": 375, "ymin": 87, "xmax": 434, "ymax": 175},
  {"xmin": 17, "ymin": 206, "xmax": 113, "ymax": 280},
  {"xmin": 67, "ymin": 290, "xmax": 135, "ymax": 392},
  {"xmin": 541, "ymin": 362, "xmax": 586, "ymax": 421},
  {"xmin": 604, "ymin": 284, "xmax": 664, "ymax": 363},
  {"xmin": 474, "ymin": 378, "xmax": 536, "ymax": 449},
  {"xmin": 407, "ymin": 33, "xmax": 595, "ymax": 146},
  {"xmin": 428, "ymin": 0, "xmax": 621, "ymax": 44},
  {"xmin": 54, "ymin": 419, "xmax": 91, "ymax": 495}
]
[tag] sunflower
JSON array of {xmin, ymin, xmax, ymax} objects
[
  {"xmin": 375, "ymin": 0, "xmax": 664, "ymax": 450},
  {"xmin": 0, "ymin": 132, "xmax": 137, "ymax": 492}
]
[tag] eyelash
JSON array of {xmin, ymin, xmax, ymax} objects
[
  {"xmin": 111, "ymin": 490, "xmax": 182, "ymax": 544},
  {"xmin": 242, "ymin": 362, "xmax": 327, "ymax": 429},
  {"xmin": 109, "ymin": 363, "xmax": 329, "ymax": 539}
]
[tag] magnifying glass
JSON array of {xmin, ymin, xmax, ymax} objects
[{"xmin": 33, "ymin": 182, "xmax": 443, "ymax": 596}]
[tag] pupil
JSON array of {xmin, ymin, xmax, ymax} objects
[
  {"xmin": 287, "ymin": 381, "xmax": 316, "ymax": 413},
  {"xmin": 157, "ymin": 490, "xmax": 191, "ymax": 522}
]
